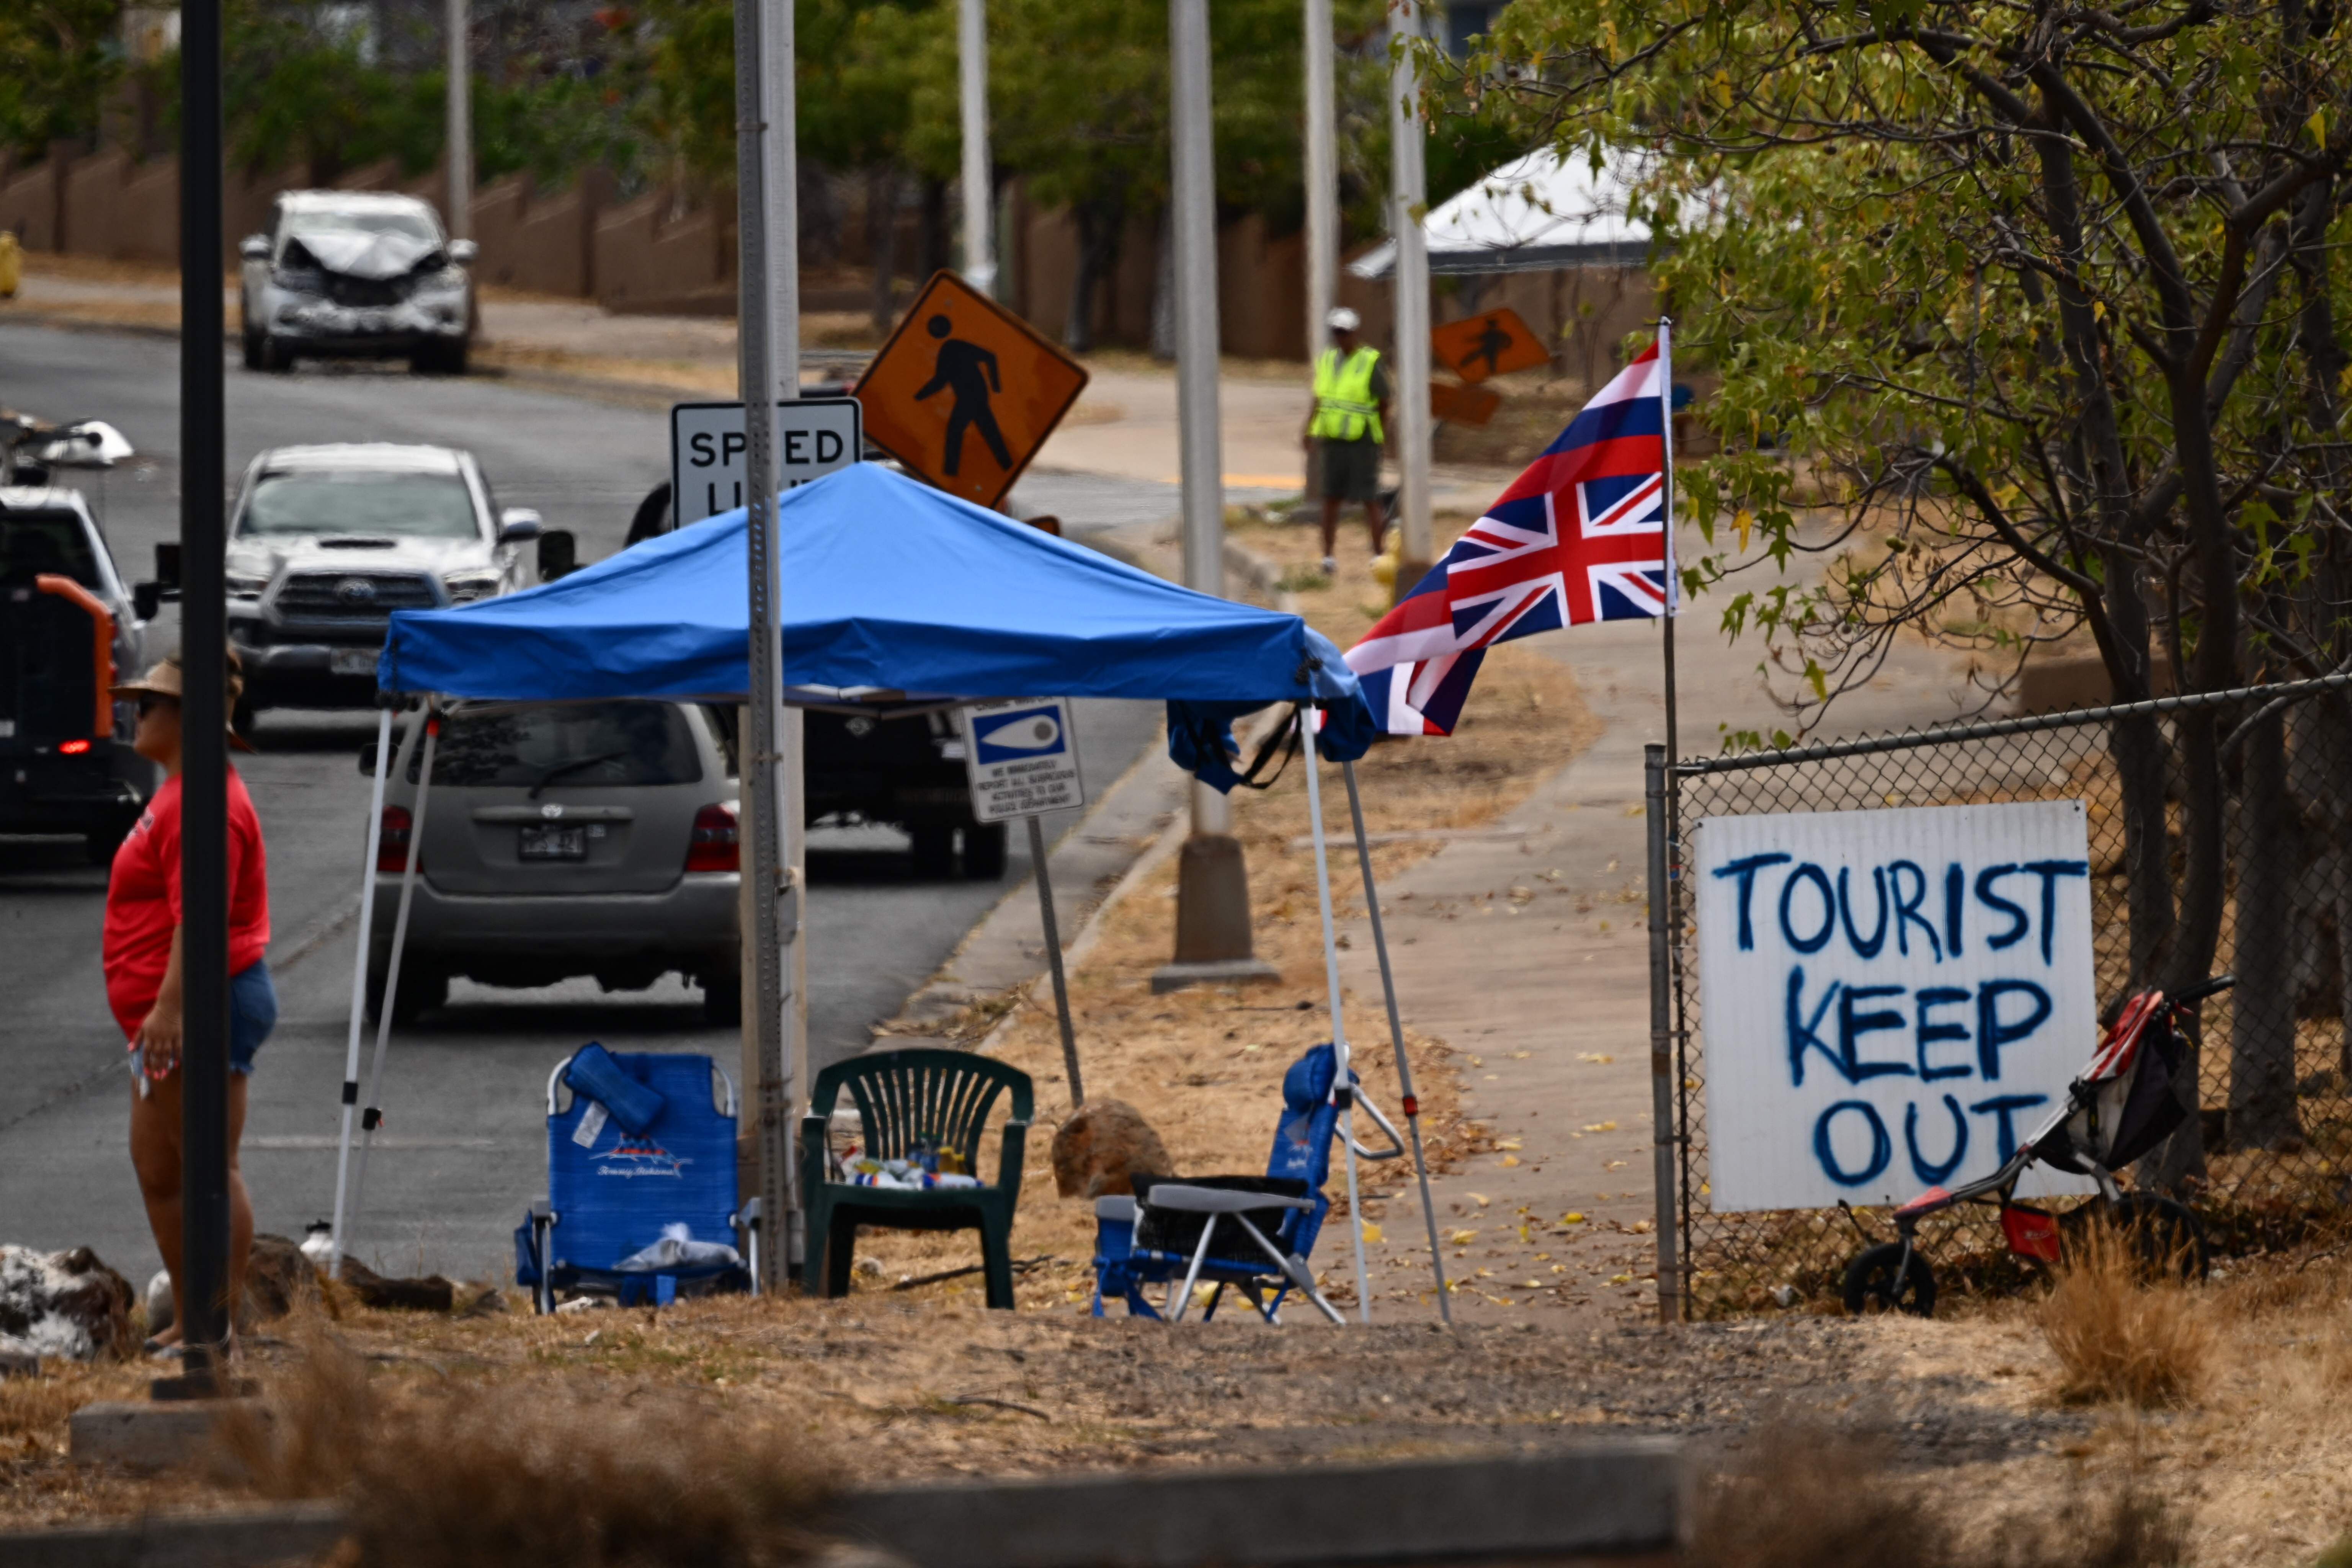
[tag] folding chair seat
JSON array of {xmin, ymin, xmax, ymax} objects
[
  {"xmin": 1091, "ymin": 1043, "xmax": 1356, "ymax": 1324},
  {"xmin": 514, "ymin": 1044, "xmax": 758, "ymax": 1312}
]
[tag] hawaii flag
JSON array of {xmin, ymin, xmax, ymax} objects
[{"xmin": 1345, "ymin": 332, "xmax": 1676, "ymax": 735}]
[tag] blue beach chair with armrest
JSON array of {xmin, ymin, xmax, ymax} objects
[
  {"xmin": 1090, "ymin": 1043, "xmax": 1400, "ymax": 1323},
  {"xmin": 514, "ymin": 1044, "xmax": 759, "ymax": 1312}
]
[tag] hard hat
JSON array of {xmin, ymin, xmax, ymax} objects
[{"xmin": 1326, "ymin": 307, "xmax": 1361, "ymax": 332}]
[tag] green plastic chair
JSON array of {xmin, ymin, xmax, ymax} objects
[{"xmin": 799, "ymin": 1048, "xmax": 1033, "ymax": 1308}]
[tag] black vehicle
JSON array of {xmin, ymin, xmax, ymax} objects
[
  {"xmin": 0, "ymin": 486, "xmax": 159, "ymax": 862},
  {"xmin": 804, "ymin": 704, "xmax": 1006, "ymax": 878}
]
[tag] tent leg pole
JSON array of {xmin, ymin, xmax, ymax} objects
[
  {"xmin": 1025, "ymin": 813, "xmax": 1085, "ymax": 1107},
  {"xmin": 1300, "ymin": 714, "xmax": 1372, "ymax": 1323},
  {"xmin": 329, "ymin": 706, "xmax": 396, "ymax": 1279},
  {"xmin": 1342, "ymin": 760, "xmax": 1449, "ymax": 1323},
  {"xmin": 347, "ymin": 710, "xmax": 439, "ymax": 1263}
]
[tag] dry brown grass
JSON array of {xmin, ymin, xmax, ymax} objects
[
  {"xmin": 2036, "ymin": 1230, "xmax": 2216, "ymax": 1409},
  {"xmin": 1686, "ymin": 1423, "xmax": 2188, "ymax": 1568},
  {"xmin": 222, "ymin": 1328, "xmax": 832, "ymax": 1568}
]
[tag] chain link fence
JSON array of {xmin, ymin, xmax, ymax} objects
[{"xmin": 1656, "ymin": 673, "xmax": 2352, "ymax": 1318}]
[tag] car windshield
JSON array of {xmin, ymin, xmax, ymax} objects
[
  {"xmin": 282, "ymin": 207, "xmax": 438, "ymax": 244},
  {"xmin": 0, "ymin": 510, "xmax": 104, "ymax": 590},
  {"xmin": 415, "ymin": 702, "xmax": 704, "ymax": 791},
  {"xmin": 238, "ymin": 471, "xmax": 479, "ymax": 540}
]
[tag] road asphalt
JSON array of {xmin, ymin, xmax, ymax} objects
[{"xmin": 0, "ymin": 320, "xmax": 1167, "ymax": 1282}]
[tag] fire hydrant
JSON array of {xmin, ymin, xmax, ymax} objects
[{"xmin": 0, "ymin": 231, "xmax": 21, "ymax": 299}]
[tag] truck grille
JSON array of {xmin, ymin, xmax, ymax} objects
[{"xmin": 271, "ymin": 570, "xmax": 441, "ymax": 625}]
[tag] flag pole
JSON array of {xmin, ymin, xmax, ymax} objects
[
  {"xmin": 1650, "ymin": 315, "xmax": 1684, "ymax": 1325},
  {"xmin": 1656, "ymin": 317, "xmax": 1679, "ymax": 766}
]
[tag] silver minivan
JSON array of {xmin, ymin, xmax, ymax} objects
[{"xmin": 364, "ymin": 700, "xmax": 741, "ymax": 1025}]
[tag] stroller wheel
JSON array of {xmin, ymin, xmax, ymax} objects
[{"xmin": 1842, "ymin": 1242, "xmax": 1937, "ymax": 1317}]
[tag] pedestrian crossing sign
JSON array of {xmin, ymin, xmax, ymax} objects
[
  {"xmin": 855, "ymin": 271, "xmax": 1091, "ymax": 509},
  {"xmin": 1429, "ymin": 307, "xmax": 1549, "ymax": 384}
]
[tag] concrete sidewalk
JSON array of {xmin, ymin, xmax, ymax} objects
[{"xmin": 1339, "ymin": 523, "xmax": 1989, "ymax": 1327}]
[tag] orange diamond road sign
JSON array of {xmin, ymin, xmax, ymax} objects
[
  {"xmin": 855, "ymin": 270, "xmax": 1090, "ymax": 509},
  {"xmin": 1429, "ymin": 307, "xmax": 1548, "ymax": 384},
  {"xmin": 1428, "ymin": 380, "xmax": 1502, "ymax": 427}
]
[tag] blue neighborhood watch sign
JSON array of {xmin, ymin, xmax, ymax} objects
[{"xmin": 1694, "ymin": 800, "xmax": 2097, "ymax": 1212}]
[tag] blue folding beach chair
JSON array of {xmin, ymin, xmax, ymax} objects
[
  {"xmin": 1091, "ymin": 1043, "xmax": 1398, "ymax": 1324},
  {"xmin": 514, "ymin": 1045, "xmax": 759, "ymax": 1312}
]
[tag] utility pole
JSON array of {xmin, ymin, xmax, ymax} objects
[
  {"xmin": 1302, "ymin": 0, "xmax": 1337, "ymax": 361},
  {"xmin": 736, "ymin": 0, "xmax": 795, "ymax": 1292},
  {"xmin": 958, "ymin": 0, "xmax": 994, "ymax": 294},
  {"xmin": 1387, "ymin": 0, "xmax": 1432, "ymax": 593},
  {"xmin": 1154, "ymin": 0, "xmax": 1276, "ymax": 995},
  {"xmin": 160, "ymin": 0, "xmax": 231, "ymax": 1399},
  {"xmin": 444, "ymin": 0, "xmax": 470, "ymax": 240}
]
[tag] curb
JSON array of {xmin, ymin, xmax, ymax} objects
[{"xmin": 0, "ymin": 1442, "xmax": 1685, "ymax": 1568}]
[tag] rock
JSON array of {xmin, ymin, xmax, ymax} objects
[
  {"xmin": 1050, "ymin": 1099, "xmax": 1176, "ymax": 1200},
  {"xmin": 245, "ymin": 1232, "xmax": 322, "ymax": 1320},
  {"xmin": 0, "ymin": 1334, "xmax": 39, "ymax": 1378},
  {"xmin": 338, "ymin": 1256, "xmax": 456, "ymax": 1312},
  {"xmin": 0, "ymin": 1246, "xmax": 137, "ymax": 1361}
]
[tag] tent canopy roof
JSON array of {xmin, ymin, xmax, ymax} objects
[
  {"xmin": 377, "ymin": 462, "xmax": 1362, "ymax": 712},
  {"xmin": 1351, "ymin": 147, "xmax": 1653, "ymax": 279}
]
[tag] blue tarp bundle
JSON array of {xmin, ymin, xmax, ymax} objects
[{"xmin": 377, "ymin": 462, "xmax": 1370, "ymax": 774}]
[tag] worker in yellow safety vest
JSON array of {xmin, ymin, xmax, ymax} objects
[{"xmin": 1300, "ymin": 307, "xmax": 1391, "ymax": 575}]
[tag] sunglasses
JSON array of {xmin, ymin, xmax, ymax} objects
[{"xmin": 136, "ymin": 694, "xmax": 177, "ymax": 717}]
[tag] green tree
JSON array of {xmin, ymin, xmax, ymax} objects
[
  {"xmin": 0, "ymin": 0, "xmax": 125, "ymax": 161},
  {"xmin": 1470, "ymin": 0, "xmax": 2352, "ymax": 1167}
]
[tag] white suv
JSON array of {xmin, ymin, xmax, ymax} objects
[
  {"xmin": 224, "ymin": 444, "xmax": 539, "ymax": 721},
  {"xmin": 239, "ymin": 190, "xmax": 476, "ymax": 374}
]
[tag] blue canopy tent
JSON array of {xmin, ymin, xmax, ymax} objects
[{"xmin": 329, "ymin": 463, "xmax": 1433, "ymax": 1313}]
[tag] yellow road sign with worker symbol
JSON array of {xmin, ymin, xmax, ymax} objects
[
  {"xmin": 856, "ymin": 271, "xmax": 1090, "ymax": 510},
  {"xmin": 1429, "ymin": 307, "xmax": 1549, "ymax": 384}
]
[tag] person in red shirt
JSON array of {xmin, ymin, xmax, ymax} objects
[{"xmin": 104, "ymin": 653, "xmax": 273, "ymax": 1356}]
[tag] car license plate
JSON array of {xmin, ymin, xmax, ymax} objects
[
  {"xmin": 518, "ymin": 825, "xmax": 588, "ymax": 861},
  {"xmin": 330, "ymin": 648, "xmax": 378, "ymax": 676}
]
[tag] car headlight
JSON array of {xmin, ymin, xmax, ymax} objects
[
  {"xmin": 226, "ymin": 571, "xmax": 270, "ymax": 598},
  {"xmin": 442, "ymin": 569, "xmax": 501, "ymax": 603}
]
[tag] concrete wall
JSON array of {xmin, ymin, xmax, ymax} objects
[{"xmin": 2, "ymin": 144, "xmax": 1659, "ymax": 367}]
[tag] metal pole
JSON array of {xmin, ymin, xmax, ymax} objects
[
  {"xmin": 168, "ymin": 0, "xmax": 230, "ymax": 1396},
  {"xmin": 444, "ymin": 0, "xmax": 470, "ymax": 239},
  {"xmin": 328, "ymin": 706, "xmax": 395, "ymax": 1278},
  {"xmin": 1645, "ymin": 745, "xmax": 1681, "ymax": 1324},
  {"xmin": 1025, "ymin": 815, "xmax": 1083, "ymax": 1105},
  {"xmin": 1156, "ymin": 0, "xmax": 1272, "ymax": 988},
  {"xmin": 1299, "ymin": 715, "xmax": 1374, "ymax": 1321},
  {"xmin": 1302, "ymin": 0, "xmax": 1336, "ymax": 358},
  {"xmin": 1650, "ymin": 318, "xmax": 1682, "ymax": 1325},
  {"xmin": 737, "ymin": 0, "xmax": 791, "ymax": 1294},
  {"xmin": 760, "ymin": 0, "xmax": 807, "ymax": 1277},
  {"xmin": 958, "ymin": 0, "xmax": 994, "ymax": 293},
  {"xmin": 1341, "ymin": 759, "xmax": 1449, "ymax": 1321},
  {"xmin": 346, "ymin": 717, "xmax": 437, "ymax": 1258},
  {"xmin": 1387, "ymin": 0, "xmax": 1432, "ymax": 590}
]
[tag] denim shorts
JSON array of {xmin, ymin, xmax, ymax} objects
[
  {"xmin": 229, "ymin": 960, "xmax": 278, "ymax": 1073},
  {"xmin": 127, "ymin": 960, "xmax": 277, "ymax": 1080}
]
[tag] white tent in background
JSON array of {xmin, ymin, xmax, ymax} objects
[{"xmin": 1350, "ymin": 146, "xmax": 1655, "ymax": 278}]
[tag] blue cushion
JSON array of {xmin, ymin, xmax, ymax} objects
[
  {"xmin": 564, "ymin": 1042, "xmax": 667, "ymax": 1137},
  {"xmin": 1283, "ymin": 1043, "xmax": 1336, "ymax": 1112}
]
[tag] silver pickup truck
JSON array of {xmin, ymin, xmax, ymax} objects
[{"xmin": 220, "ymin": 443, "xmax": 541, "ymax": 722}]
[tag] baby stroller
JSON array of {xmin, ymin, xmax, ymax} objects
[{"xmin": 1842, "ymin": 974, "xmax": 2232, "ymax": 1317}]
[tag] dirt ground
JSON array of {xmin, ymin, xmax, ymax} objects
[{"xmin": 7, "ymin": 1242, "xmax": 2349, "ymax": 1565}]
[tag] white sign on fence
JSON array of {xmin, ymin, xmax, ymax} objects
[
  {"xmin": 670, "ymin": 397, "xmax": 863, "ymax": 528},
  {"xmin": 961, "ymin": 699, "xmax": 1084, "ymax": 822},
  {"xmin": 1694, "ymin": 800, "xmax": 2098, "ymax": 1212}
]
